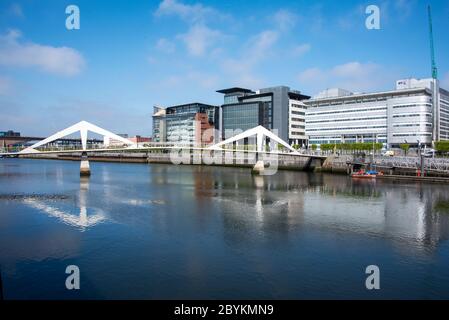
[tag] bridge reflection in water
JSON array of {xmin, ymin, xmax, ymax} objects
[
  {"xmin": 1, "ymin": 159, "xmax": 449, "ymax": 299},
  {"xmin": 18, "ymin": 177, "xmax": 106, "ymax": 230}
]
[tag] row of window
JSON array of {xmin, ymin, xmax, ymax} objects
[
  {"xmin": 291, "ymin": 104, "xmax": 307, "ymax": 110},
  {"xmin": 392, "ymin": 123, "xmax": 432, "ymax": 128},
  {"xmin": 392, "ymin": 133, "xmax": 432, "ymax": 137},
  {"xmin": 290, "ymin": 131, "xmax": 306, "ymax": 136},
  {"xmin": 392, "ymin": 113, "xmax": 432, "ymax": 118},
  {"xmin": 307, "ymin": 107, "xmax": 387, "ymax": 116},
  {"xmin": 309, "ymin": 134, "xmax": 387, "ymax": 139},
  {"xmin": 309, "ymin": 97, "xmax": 388, "ymax": 108},
  {"xmin": 306, "ymin": 116, "xmax": 387, "ymax": 124},
  {"xmin": 392, "ymin": 103, "xmax": 432, "ymax": 109},
  {"xmin": 309, "ymin": 139, "xmax": 388, "ymax": 144},
  {"xmin": 307, "ymin": 125, "xmax": 387, "ymax": 132}
]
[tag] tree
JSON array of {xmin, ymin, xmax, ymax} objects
[
  {"xmin": 311, "ymin": 144, "xmax": 317, "ymax": 151},
  {"xmin": 435, "ymin": 141, "xmax": 449, "ymax": 153},
  {"xmin": 400, "ymin": 143, "xmax": 410, "ymax": 156}
]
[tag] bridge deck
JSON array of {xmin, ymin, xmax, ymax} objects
[{"xmin": 0, "ymin": 147, "xmax": 326, "ymax": 159}]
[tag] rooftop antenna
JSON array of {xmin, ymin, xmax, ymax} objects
[{"xmin": 428, "ymin": 5, "xmax": 438, "ymax": 79}]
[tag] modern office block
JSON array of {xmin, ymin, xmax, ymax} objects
[
  {"xmin": 304, "ymin": 78, "xmax": 449, "ymax": 148},
  {"xmin": 217, "ymin": 86, "xmax": 310, "ymax": 144},
  {"xmin": 152, "ymin": 103, "xmax": 218, "ymax": 146}
]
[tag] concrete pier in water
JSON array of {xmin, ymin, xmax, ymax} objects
[
  {"xmin": 251, "ymin": 160, "xmax": 265, "ymax": 175},
  {"xmin": 80, "ymin": 152, "xmax": 91, "ymax": 177}
]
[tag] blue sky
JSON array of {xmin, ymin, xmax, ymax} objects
[{"xmin": 1, "ymin": 0, "xmax": 448, "ymax": 136}]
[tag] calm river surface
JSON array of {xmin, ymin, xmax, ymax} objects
[{"xmin": 1, "ymin": 158, "xmax": 449, "ymax": 299}]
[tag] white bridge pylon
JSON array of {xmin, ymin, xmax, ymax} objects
[
  {"xmin": 207, "ymin": 125, "xmax": 300, "ymax": 155},
  {"xmin": 19, "ymin": 120, "xmax": 136, "ymax": 154}
]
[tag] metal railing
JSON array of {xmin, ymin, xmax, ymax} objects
[{"xmin": 373, "ymin": 156, "xmax": 449, "ymax": 172}]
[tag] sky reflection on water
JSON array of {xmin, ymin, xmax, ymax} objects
[{"xmin": 1, "ymin": 159, "xmax": 449, "ymax": 299}]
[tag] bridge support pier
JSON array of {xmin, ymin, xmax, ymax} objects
[
  {"xmin": 252, "ymin": 160, "xmax": 265, "ymax": 175},
  {"xmin": 80, "ymin": 152, "xmax": 91, "ymax": 177}
]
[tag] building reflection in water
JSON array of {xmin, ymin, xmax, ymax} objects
[
  {"xmin": 189, "ymin": 169, "xmax": 308, "ymax": 244},
  {"xmin": 186, "ymin": 168, "xmax": 449, "ymax": 254}
]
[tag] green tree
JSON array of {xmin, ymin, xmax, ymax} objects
[
  {"xmin": 400, "ymin": 143, "xmax": 410, "ymax": 156},
  {"xmin": 435, "ymin": 141, "xmax": 449, "ymax": 153},
  {"xmin": 311, "ymin": 144, "xmax": 317, "ymax": 151}
]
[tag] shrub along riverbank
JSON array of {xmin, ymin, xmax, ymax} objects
[{"xmin": 312, "ymin": 143, "xmax": 383, "ymax": 154}]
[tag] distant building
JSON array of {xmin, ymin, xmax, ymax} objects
[
  {"xmin": 129, "ymin": 136, "xmax": 152, "ymax": 144},
  {"xmin": 151, "ymin": 103, "xmax": 219, "ymax": 146},
  {"xmin": 217, "ymin": 86, "xmax": 310, "ymax": 145},
  {"xmin": 314, "ymin": 88, "xmax": 353, "ymax": 99},
  {"xmin": 104, "ymin": 134, "xmax": 129, "ymax": 147},
  {"xmin": 0, "ymin": 130, "xmax": 20, "ymax": 137},
  {"xmin": 304, "ymin": 78, "xmax": 449, "ymax": 148},
  {"xmin": 152, "ymin": 106, "xmax": 166, "ymax": 143}
]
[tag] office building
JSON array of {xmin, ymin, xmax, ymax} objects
[
  {"xmin": 217, "ymin": 86, "xmax": 310, "ymax": 145},
  {"xmin": 304, "ymin": 78, "xmax": 449, "ymax": 148},
  {"xmin": 0, "ymin": 130, "xmax": 20, "ymax": 137},
  {"xmin": 103, "ymin": 134, "xmax": 129, "ymax": 147},
  {"xmin": 152, "ymin": 103, "xmax": 219, "ymax": 146},
  {"xmin": 129, "ymin": 136, "xmax": 152, "ymax": 144},
  {"xmin": 152, "ymin": 106, "xmax": 166, "ymax": 143}
]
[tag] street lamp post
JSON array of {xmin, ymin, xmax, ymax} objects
[{"xmin": 418, "ymin": 139, "xmax": 425, "ymax": 177}]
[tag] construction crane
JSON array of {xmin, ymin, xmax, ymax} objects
[{"xmin": 428, "ymin": 5, "xmax": 438, "ymax": 79}]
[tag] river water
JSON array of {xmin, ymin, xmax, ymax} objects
[{"xmin": 1, "ymin": 158, "xmax": 449, "ymax": 299}]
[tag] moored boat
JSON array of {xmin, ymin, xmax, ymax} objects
[{"xmin": 351, "ymin": 170, "xmax": 383, "ymax": 179}]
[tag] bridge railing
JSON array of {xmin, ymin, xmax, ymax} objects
[{"xmin": 372, "ymin": 156, "xmax": 449, "ymax": 172}]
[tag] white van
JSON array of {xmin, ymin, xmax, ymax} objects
[{"xmin": 382, "ymin": 150, "xmax": 395, "ymax": 157}]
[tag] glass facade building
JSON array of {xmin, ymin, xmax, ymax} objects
[
  {"xmin": 221, "ymin": 102, "xmax": 271, "ymax": 139},
  {"xmin": 152, "ymin": 103, "xmax": 219, "ymax": 145},
  {"xmin": 217, "ymin": 86, "xmax": 309, "ymax": 143},
  {"xmin": 0, "ymin": 130, "xmax": 20, "ymax": 137},
  {"xmin": 152, "ymin": 107, "xmax": 166, "ymax": 143}
]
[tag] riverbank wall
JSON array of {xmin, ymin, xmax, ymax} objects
[
  {"xmin": 17, "ymin": 152, "xmax": 449, "ymax": 179},
  {"xmin": 319, "ymin": 155, "xmax": 449, "ymax": 178},
  {"xmin": 18, "ymin": 151, "xmax": 322, "ymax": 172}
]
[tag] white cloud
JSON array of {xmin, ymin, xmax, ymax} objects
[
  {"xmin": 178, "ymin": 24, "xmax": 223, "ymax": 56},
  {"xmin": 291, "ymin": 43, "xmax": 311, "ymax": 57},
  {"xmin": 156, "ymin": 38, "xmax": 175, "ymax": 53},
  {"xmin": 0, "ymin": 30, "xmax": 85, "ymax": 76},
  {"xmin": 297, "ymin": 67, "xmax": 326, "ymax": 83},
  {"xmin": 332, "ymin": 62, "xmax": 378, "ymax": 78},
  {"xmin": 273, "ymin": 9, "xmax": 298, "ymax": 31},
  {"xmin": 155, "ymin": 0, "xmax": 223, "ymax": 23},
  {"xmin": 219, "ymin": 30, "xmax": 280, "ymax": 89},
  {"xmin": 298, "ymin": 61, "xmax": 395, "ymax": 94},
  {"xmin": 0, "ymin": 75, "xmax": 13, "ymax": 96},
  {"xmin": 220, "ymin": 58, "xmax": 265, "ymax": 88},
  {"xmin": 155, "ymin": 1, "xmax": 229, "ymax": 58},
  {"xmin": 246, "ymin": 30, "xmax": 279, "ymax": 63}
]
